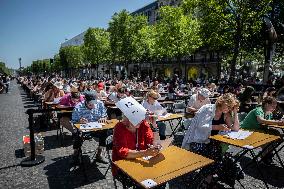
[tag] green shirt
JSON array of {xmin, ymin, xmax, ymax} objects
[{"xmin": 240, "ymin": 106, "xmax": 273, "ymax": 130}]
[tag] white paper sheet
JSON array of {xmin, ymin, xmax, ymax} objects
[
  {"xmin": 80, "ymin": 122, "xmax": 103, "ymax": 130},
  {"xmin": 159, "ymin": 113, "xmax": 172, "ymax": 119},
  {"xmin": 141, "ymin": 179, "xmax": 157, "ymax": 188},
  {"xmin": 220, "ymin": 130, "xmax": 253, "ymax": 140}
]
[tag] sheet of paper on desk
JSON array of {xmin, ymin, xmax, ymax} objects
[
  {"xmin": 159, "ymin": 113, "xmax": 172, "ymax": 118},
  {"xmin": 221, "ymin": 130, "xmax": 253, "ymax": 140},
  {"xmin": 80, "ymin": 122, "xmax": 103, "ymax": 130},
  {"xmin": 141, "ymin": 179, "xmax": 157, "ymax": 188}
]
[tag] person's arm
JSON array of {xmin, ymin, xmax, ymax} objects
[
  {"xmin": 224, "ymin": 108, "xmax": 240, "ymax": 131},
  {"xmin": 186, "ymin": 96, "xmax": 198, "ymax": 113},
  {"xmin": 113, "ymin": 123, "xmax": 158, "ymax": 160},
  {"xmin": 212, "ymin": 124, "xmax": 231, "ymax": 131},
  {"xmin": 257, "ymin": 116, "xmax": 284, "ymax": 126},
  {"xmin": 187, "ymin": 107, "xmax": 198, "ymax": 113}
]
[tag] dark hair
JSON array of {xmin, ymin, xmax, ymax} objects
[
  {"xmin": 71, "ymin": 92, "xmax": 80, "ymax": 99},
  {"xmin": 262, "ymin": 96, "xmax": 277, "ymax": 108},
  {"xmin": 117, "ymin": 87, "xmax": 127, "ymax": 94}
]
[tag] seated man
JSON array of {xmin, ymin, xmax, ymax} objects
[
  {"xmin": 105, "ymin": 87, "xmax": 127, "ymax": 119},
  {"xmin": 184, "ymin": 88, "xmax": 211, "ymax": 128},
  {"xmin": 187, "ymin": 88, "xmax": 211, "ymax": 114},
  {"xmin": 71, "ymin": 91, "xmax": 109, "ymax": 164}
]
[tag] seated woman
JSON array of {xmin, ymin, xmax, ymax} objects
[
  {"xmin": 240, "ymin": 96, "xmax": 284, "ymax": 164},
  {"xmin": 182, "ymin": 93, "xmax": 239, "ymax": 187},
  {"xmin": 142, "ymin": 90, "xmax": 167, "ymax": 140},
  {"xmin": 59, "ymin": 87, "xmax": 84, "ymax": 134},
  {"xmin": 112, "ymin": 115, "xmax": 162, "ymax": 188}
]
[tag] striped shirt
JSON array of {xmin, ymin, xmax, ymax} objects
[{"xmin": 71, "ymin": 100, "xmax": 107, "ymax": 123}]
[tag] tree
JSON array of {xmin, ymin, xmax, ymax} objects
[
  {"xmin": 155, "ymin": 5, "xmax": 202, "ymax": 78},
  {"xmin": 59, "ymin": 46, "xmax": 84, "ymax": 76},
  {"xmin": 182, "ymin": 0, "xmax": 272, "ymax": 80},
  {"xmin": 83, "ymin": 27, "xmax": 111, "ymax": 77},
  {"xmin": 109, "ymin": 10, "xmax": 148, "ymax": 75}
]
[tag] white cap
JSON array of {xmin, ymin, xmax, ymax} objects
[{"xmin": 199, "ymin": 88, "xmax": 211, "ymax": 98}]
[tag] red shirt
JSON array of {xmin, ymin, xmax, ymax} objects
[{"xmin": 112, "ymin": 120, "xmax": 154, "ymax": 176}]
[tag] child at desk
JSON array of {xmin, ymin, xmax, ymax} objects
[{"xmin": 241, "ymin": 96, "xmax": 284, "ymax": 164}]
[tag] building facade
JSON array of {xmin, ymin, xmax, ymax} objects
[
  {"xmin": 61, "ymin": 0, "xmax": 220, "ymax": 80},
  {"xmin": 60, "ymin": 31, "xmax": 86, "ymax": 48}
]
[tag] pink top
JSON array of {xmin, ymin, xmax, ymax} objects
[{"xmin": 59, "ymin": 93, "xmax": 84, "ymax": 107}]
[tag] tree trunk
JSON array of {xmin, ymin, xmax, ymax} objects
[{"xmin": 230, "ymin": 17, "xmax": 241, "ymax": 82}]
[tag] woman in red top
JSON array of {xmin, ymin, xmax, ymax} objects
[{"xmin": 112, "ymin": 116, "xmax": 159, "ymax": 176}]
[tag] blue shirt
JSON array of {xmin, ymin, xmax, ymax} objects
[{"xmin": 71, "ymin": 100, "xmax": 107, "ymax": 123}]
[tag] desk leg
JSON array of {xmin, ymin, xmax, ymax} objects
[
  {"xmin": 169, "ymin": 118, "xmax": 182, "ymax": 137},
  {"xmin": 270, "ymin": 141, "xmax": 284, "ymax": 168},
  {"xmin": 249, "ymin": 150, "xmax": 269, "ymax": 189}
]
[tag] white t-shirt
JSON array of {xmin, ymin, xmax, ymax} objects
[
  {"xmin": 141, "ymin": 100, "xmax": 166, "ymax": 116},
  {"xmin": 187, "ymin": 94, "xmax": 211, "ymax": 110}
]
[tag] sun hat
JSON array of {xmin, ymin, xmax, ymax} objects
[
  {"xmin": 53, "ymin": 82, "xmax": 63, "ymax": 90},
  {"xmin": 199, "ymin": 88, "xmax": 211, "ymax": 98}
]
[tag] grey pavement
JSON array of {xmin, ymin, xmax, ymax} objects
[{"xmin": 0, "ymin": 80, "xmax": 284, "ymax": 188}]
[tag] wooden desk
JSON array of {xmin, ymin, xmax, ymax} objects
[
  {"xmin": 210, "ymin": 130, "xmax": 280, "ymax": 149},
  {"xmin": 114, "ymin": 146, "xmax": 214, "ymax": 188},
  {"xmin": 210, "ymin": 130, "xmax": 281, "ymax": 188},
  {"xmin": 74, "ymin": 119, "xmax": 119, "ymax": 132},
  {"xmin": 157, "ymin": 114, "xmax": 184, "ymax": 136}
]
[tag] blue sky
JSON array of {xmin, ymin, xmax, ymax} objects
[{"xmin": 0, "ymin": 0, "xmax": 155, "ymax": 69}]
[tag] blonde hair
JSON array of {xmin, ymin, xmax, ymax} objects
[
  {"xmin": 147, "ymin": 89, "xmax": 159, "ymax": 99},
  {"xmin": 216, "ymin": 93, "xmax": 236, "ymax": 110}
]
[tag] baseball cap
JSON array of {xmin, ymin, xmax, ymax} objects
[
  {"xmin": 199, "ymin": 88, "xmax": 211, "ymax": 98},
  {"xmin": 97, "ymin": 82, "xmax": 104, "ymax": 90},
  {"xmin": 84, "ymin": 91, "xmax": 97, "ymax": 104}
]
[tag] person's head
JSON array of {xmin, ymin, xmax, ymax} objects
[
  {"xmin": 70, "ymin": 92, "xmax": 80, "ymax": 104},
  {"xmin": 53, "ymin": 82, "xmax": 63, "ymax": 92},
  {"xmin": 262, "ymin": 96, "xmax": 277, "ymax": 112},
  {"xmin": 265, "ymin": 87, "xmax": 276, "ymax": 97},
  {"xmin": 121, "ymin": 114, "xmax": 141, "ymax": 129},
  {"xmin": 84, "ymin": 92, "xmax": 97, "ymax": 109},
  {"xmin": 117, "ymin": 87, "xmax": 127, "ymax": 98},
  {"xmin": 215, "ymin": 93, "xmax": 236, "ymax": 114},
  {"xmin": 147, "ymin": 90, "xmax": 159, "ymax": 104},
  {"xmin": 96, "ymin": 82, "xmax": 104, "ymax": 92},
  {"xmin": 198, "ymin": 88, "xmax": 211, "ymax": 101}
]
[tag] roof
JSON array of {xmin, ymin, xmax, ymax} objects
[{"xmin": 131, "ymin": 1, "xmax": 158, "ymax": 15}]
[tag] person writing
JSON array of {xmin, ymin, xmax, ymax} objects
[
  {"xmin": 241, "ymin": 96, "xmax": 284, "ymax": 164},
  {"xmin": 112, "ymin": 115, "xmax": 162, "ymax": 188},
  {"xmin": 71, "ymin": 91, "xmax": 109, "ymax": 164}
]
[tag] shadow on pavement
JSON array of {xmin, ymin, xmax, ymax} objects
[
  {"xmin": 44, "ymin": 134, "xmax": 73, "ymax": 151},
  {"xmin": 240, "ymin": 156, "xmax": 284, "ymax": 188},
  {"xmin": 44, "ymin": 155, "xmax": 106, "ymax": 189}
]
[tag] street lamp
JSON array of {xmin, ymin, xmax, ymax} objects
[{"xmin": 18, "ymin": 58, "xmax": 22, "ymax": 69}]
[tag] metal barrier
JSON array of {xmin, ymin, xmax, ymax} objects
[{"xmin": 20, "ymin": 107, "xmax": 73, "ymax": 167}]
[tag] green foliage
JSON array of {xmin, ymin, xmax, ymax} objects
[
  {"xmin": 182, "ymin": 0, "xmax": 272, "ymax": 78},
  {"xmin": 132, "ymin": 24, "xmax": 156, "ymax": 61},
  {"xmin": 108, "ymin": 10, "xmax": 149, "ymax": 64},
  {"xmin": 83, "ymin": 27, "xmax": 111, "ymax": 66},
  {"xmin": 155, "ymin": 5, "xmax": 202, "ymax": 59},
  {"xmin": 59, "ymin": 46, "xmax": 84, "ymax": 69},
  {"xmin": 0, "ymin": 62, "xmax": 11, "ymax": 75}
]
